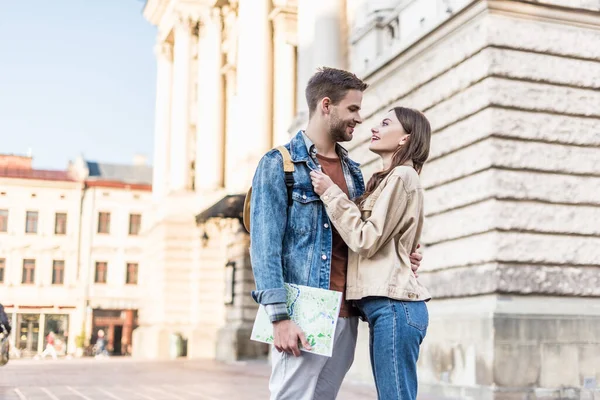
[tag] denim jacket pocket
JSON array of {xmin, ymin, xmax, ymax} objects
[
  {"xmin": 401, "ymin": 301, "xmax": 429, "ymax": 332},
  {"xmin": 289, "ymin": 187, "xmax": 320, "ymax": 234}
]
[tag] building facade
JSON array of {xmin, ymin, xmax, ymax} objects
[
  {"xmin": 140, "ymin": 0, "xmax": 600, "ymax": 398},
  {"xmin": 0, "ymin": 154, "xmax": 152, "ymax": 357}
]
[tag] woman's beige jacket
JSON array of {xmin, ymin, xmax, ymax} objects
[{"xmin": 320, "ymin": 163, "xmax": 431, "ymax": 302}]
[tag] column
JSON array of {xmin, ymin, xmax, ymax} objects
[
  {"xmin": 271, "ymin": 5, "xmax": 297, "ymax": 145},
  {"xmin": 151, "ymin": 42, "xmax": 174, "ymax": 201},
  {"xmin": 313, "ymin": 0, "xmax": 345, "ymax": 69},
  {"xmin": 38, "ymin": 313, "xmax": 46, "ymax": 354},
  {"xmin": 10, "ymin": 312, "xmax": 17, "ymax": 346},
  {"xmin": 227, "ymin": 0, "xmax": 273, "ymax": 192},
  {"xmin": 294, "ymin": 0, "xmax": 346, "ymax": 118},
  {"xmin": 195, "ymin": 9, "xmax": 225, "ymax": 192},
  {"xmin": 295, "ymin": 0, "xmax": 315, "ymax": 116},
  {"xmin": 122, "ymin": 310, "xmax": 134, "ymax": 354},
  {"xmin": 169, "ymin": 16, "xmax": 196, "ymax": 192}
]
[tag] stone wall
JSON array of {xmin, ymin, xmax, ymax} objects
[
  {"xmin": 346, "ymin": 0, "xmax": 600, "ymax": 397},
  {"xmin": 133, "ymin": 213, "xmax": 196, "ymax": 359},
  {"xmin": 188, "ymin": 218, "xmax": 267, "ymax": 362}
]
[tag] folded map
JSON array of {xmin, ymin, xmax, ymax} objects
[{"xmin": 250, "ymin": 283, "xmax": 343, "ymax": 357}]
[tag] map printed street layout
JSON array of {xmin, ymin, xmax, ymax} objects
[{"xmin": 251, "ymin": 283, "xmax": 343, "ymax": 357}]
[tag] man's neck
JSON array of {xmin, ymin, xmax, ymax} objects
[{"xmin": 305, "ymin": 120, "xmax": 337, "ymax": 158}]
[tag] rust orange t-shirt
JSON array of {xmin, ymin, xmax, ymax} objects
[{"xmin": 316, "ymin": 154, "xmax": 359, "ymax": 318}]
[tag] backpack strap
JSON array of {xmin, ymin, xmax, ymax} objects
[{"xmin": 276, "ymin": 146, "xmax": 295, "ymax": 206}]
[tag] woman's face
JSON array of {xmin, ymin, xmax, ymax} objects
[{"xmin": 368, "ymin": 110, "xmax": 409, "ymax": 155}]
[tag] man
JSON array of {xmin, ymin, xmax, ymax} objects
[
  {"xmin": 40, "ymin": 331, "xmax": 58, "ymax": 360},
  {"xmin": 0, "ymin": 304, "xmax": 10, "ymax": 336},
  {"xmin": 0, "ymin": 303, "xmax": 11, "ymax": 366},
  {"xmin": 95, "ymin": 329, "xmax": 108, "ymax": 358},
  {"xmin": 250, "ymin": 67, "xmax": 423, "ymax": 399}
]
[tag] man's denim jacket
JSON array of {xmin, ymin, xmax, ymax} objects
[{"xmin": 249, "ymin": 131, "xmax": 365, "ymax": 320}]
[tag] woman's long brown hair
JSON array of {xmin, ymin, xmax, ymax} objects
[{"xmin": 355, "ymin": 107, "xmax": 431, "ymax": 208}]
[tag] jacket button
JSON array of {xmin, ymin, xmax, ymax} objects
[
  {"xmin": 302, "ymin": 194, "xmax": 307, "ymax": 200},
  {"xmin": 321, "ymin": 254, "xmax": 327, "ymax": 260},
  {"xmin": 324, "ymin": 223, "xmax": 329, "ymax": 228}
]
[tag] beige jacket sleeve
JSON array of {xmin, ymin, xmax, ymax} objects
[{"xmin": 320, "ymin": 174, "xmax": 415, "ymax": 259}]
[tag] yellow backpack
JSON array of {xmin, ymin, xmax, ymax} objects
[{"xmin": 243, "ymin": 146, "xmax": 295, "ymax": 232}]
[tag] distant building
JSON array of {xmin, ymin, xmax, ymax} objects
[{"xmin": 0, "ymin": 153, "xmax": 152, "ymax": 357}]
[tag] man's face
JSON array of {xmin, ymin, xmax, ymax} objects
[{"xmin": 328, "ymin": 89, "xmax": 363, "ymax": 143}]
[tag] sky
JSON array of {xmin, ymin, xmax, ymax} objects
[{"xmin": 0, "ymin": 0, "xmax": 157, "ymax": 170}]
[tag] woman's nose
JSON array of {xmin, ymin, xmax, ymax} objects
[{"xmin": 371, "ymin": 127, "xmax": 378, "ymax": 134}]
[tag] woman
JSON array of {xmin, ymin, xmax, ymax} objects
[{"xmin": 310, "ymin": 107, "xmax": 431, "ymax": 400}]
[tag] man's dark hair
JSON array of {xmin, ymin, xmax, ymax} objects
[{"xmin": 305, "ymin": 67, "xmax": 368, "ymax": 117}]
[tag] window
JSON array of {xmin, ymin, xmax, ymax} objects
[
  {"xmin": 25, "ymin": 211, "xmax": 38, "ymax": 233},
  {"xmin": 54, "ymin": 213, "xmax": 67, "ymax": 235},
  {"xmin": 97, "ymin": 212, "xmax": 111, "ymax": 234},
  {"xmin": 22, "ymin": 259, "xmax": 35, "ymax": 284},
  {"xmin": 95, "ymin": 262, "xmax": 107, "ymax": 284},
  {"xmin": 0, "ymin": 209, "xmax": 7, "ymax": 232},
  {"xmin": 0, "ymin": 258, "xmax": 5, "ymax": 283},
  {"xmin": 52, "ymin": 260, "xmax": 65, "ymax": 285},
  {"xmin": 129, "ymin": 214, "xmax": 141, "ymax": 236},
  {"xmin": 126, "ymin": 263, "xmax": 138, "ymax": 285}
]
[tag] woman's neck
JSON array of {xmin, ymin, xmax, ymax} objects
[{"xmin": 381, "ymin": 153, "xmax": 393, "ymax": 170}]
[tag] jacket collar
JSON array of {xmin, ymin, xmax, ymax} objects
[{"xmin": 288, "ymin": 130, "xmax": 361, "ymax": 168}]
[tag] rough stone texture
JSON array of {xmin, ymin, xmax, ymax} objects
[
  {"xmin": 418, "ymin": 264, "xmax": 600, "ymax": 298},
  {"xmin": 530, "ymin": 0, "xmax": 600, "ymax": 11},
  {"xmin": 423, "ymin": 137, "xmax": 600, "ymax": 188},
  {"xmin": 425, "ymin": 169, "xmax": 600, "ymax": 216},
  {"xmin": 424, "ymin": 199, "xmax": 600, "ymax": 244},
  {"xmin": 428, "ymin": 107, "xmax": 600, "ymax": 162},
  {"xmin": 487, "ymin": 11, "xmax": 600, "ymax": 60},
  {"xmin": 424, "ymin": 230, "xmax": 600, "ymax": 271},
  {"xmin": 494, "ymin": 314, "xmax": 600, "ymax": 389}
]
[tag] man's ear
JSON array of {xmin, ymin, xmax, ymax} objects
[{"xmin": 320, "ymin": 97, "xmax": 331, "ymax": 115}]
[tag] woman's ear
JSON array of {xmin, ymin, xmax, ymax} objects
[{"xmin": 399, "ymin": 134, "xmax": 410, "ymax": 146}]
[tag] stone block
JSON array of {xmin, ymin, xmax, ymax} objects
[
  {"xmin": 493, "ymin": 343, "xmax": 541, "ymax": 387},
  {"xmin": 424, "ymin": 229, "xmax": 600, "ymax": 271},
  {"xmin": 132, "ymin": 325, "xmax": 172, "ymax": 360},
  {"xmin": 428, "ymin": 107, "xmax": 494, "ymax": 161},
  {"xmin": 187, "ymin": 326, "xmax": 218, "ymax": 359},
  {"xmin": 215, "ymin": 322, "xmax": 269, "ymax": 363},
  {"xmin": 418, "ymin": 263, "xmax": 499, "ymax": 298},
  {"xmin": 496, "ymin": 266, "xmax": 600, "ymax": 297},
  {"xmin": 487, "ymin": 13, "xmax": 600, "ymax": 60},
  {"xmin": 578, "ymin": 344, "xmax": 600, "ymax": 385},
  {"xmin": 540, "ymin": 344, "xmax": 580, "ymax": 387},
  {"xmin": 424, "ymin": 167, "xmax": 600, "ymax": 217},
  {"xmin": 489, "ymin": 47, "xmax": 600, "ymax": 89},
  {"xmin": 495, "ymin": 315, "xmax": 561, "ymax": 344},
  {"xmin": 557, "ymin": 319, "xmax": 600, "ymax": 345},
  {"xmin": 421, "ymin": 137, "xmax": 494, "ymax": 189},
  {"xmin": 489, "ymin": 108, "xmax": 600, "ymax": 147},
  {"xmin": 425, "ymin": 199, "xmax": 600, "ymax": 245},
  {"xmin": 424, "ymin": 168, "xmax": 496, "ymax": 215}
]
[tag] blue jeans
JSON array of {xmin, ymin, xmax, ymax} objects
[{"xmin": 356, "ymin": 297, "xmax": 429, "ymax": 400}]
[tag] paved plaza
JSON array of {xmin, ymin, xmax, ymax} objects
[{"xmin": 0, "ymin": 357, "xmax": 378, "ymax": 400}]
